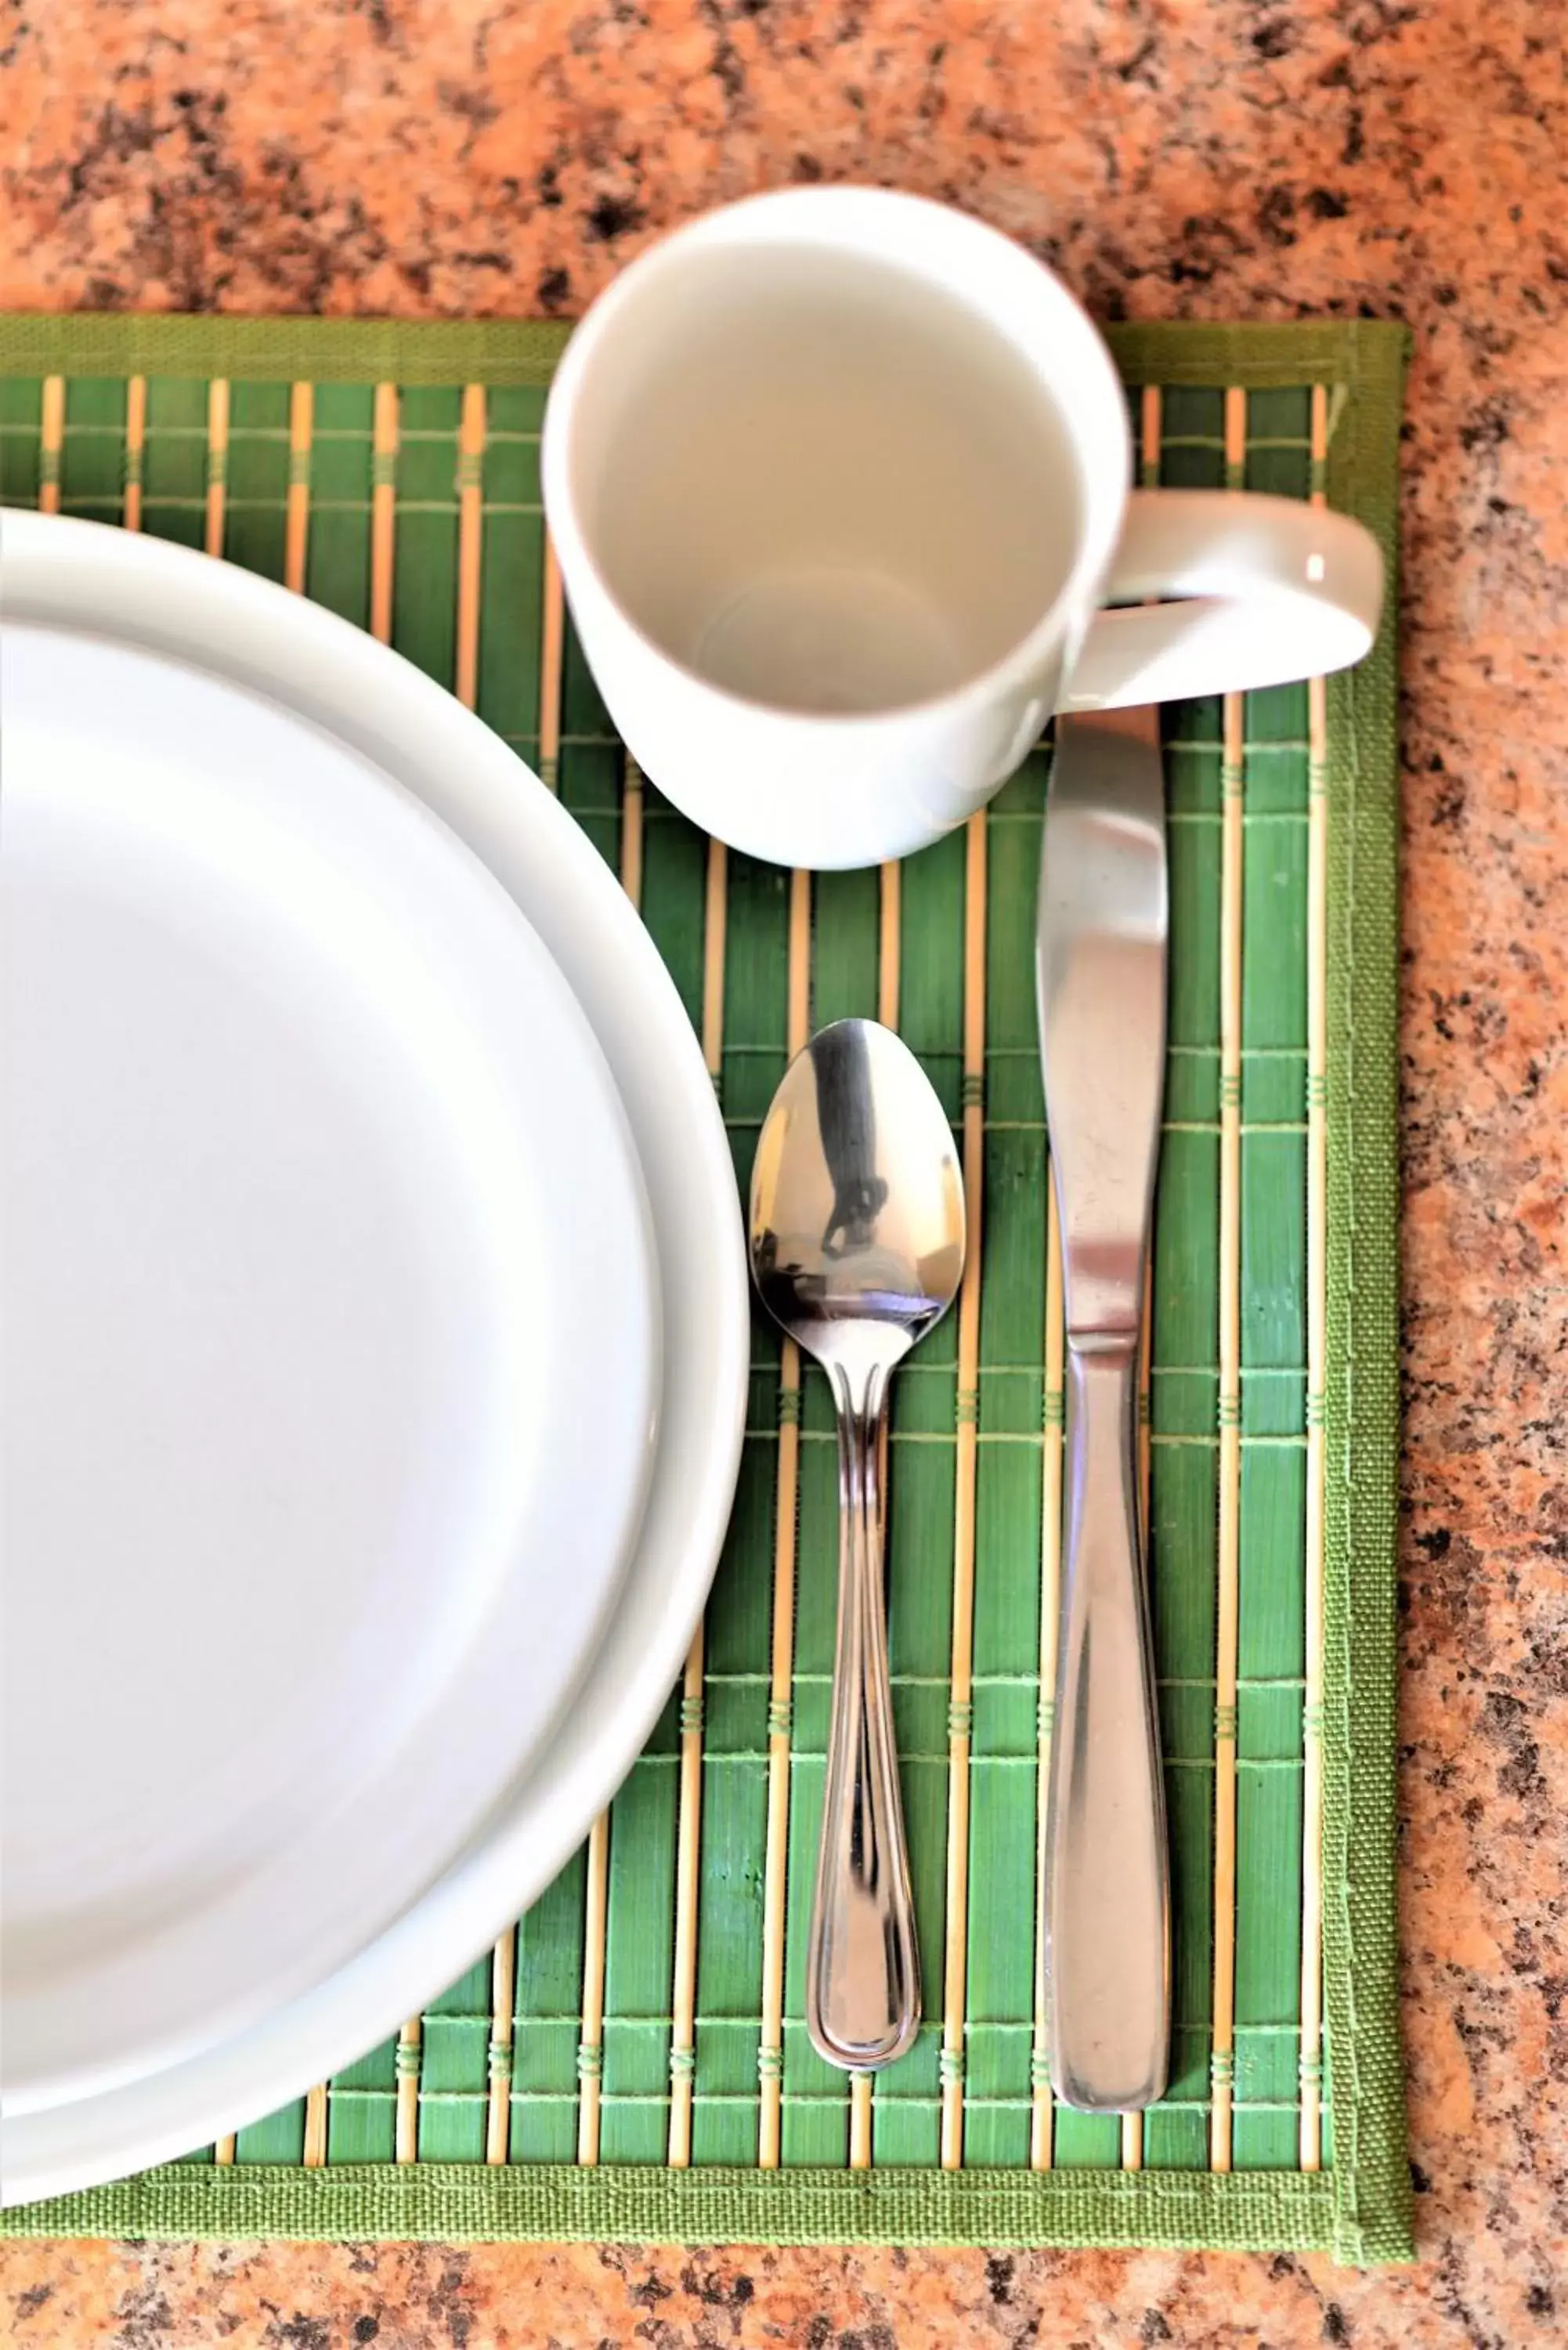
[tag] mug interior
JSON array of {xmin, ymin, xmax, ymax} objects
[{"xmin": 562, "ymin": 227, "xmax": 1094, "ymax": 719}]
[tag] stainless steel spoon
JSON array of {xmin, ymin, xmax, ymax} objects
[{"xmin": 750, "ymin": 1018, "xmax": 966, "ymax": 2070}]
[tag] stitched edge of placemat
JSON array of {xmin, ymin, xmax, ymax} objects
[
  {"xmin": 0, "ymin": 309, "xmax": 1396, "ymax": 389},
  {"xmin": 0, "ymin": 2161, "xmax": 1335, "ymax": 2247},
  {"xmin": 1321, "ymin": 322, "xmax": 1411, "ymax": 2269},
  {"xmin": 0, "ymin": 314, "xmax": 1413, "ymax": 2262}
]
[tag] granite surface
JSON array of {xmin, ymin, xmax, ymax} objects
[{"xmin": 3, "ymin": 0, "xmax": 1566, "ymax": 2341}]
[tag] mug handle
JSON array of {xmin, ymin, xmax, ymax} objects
[{"xmin": 1062, "ymin": 492, "xmax": 1385, "ymax": 711}]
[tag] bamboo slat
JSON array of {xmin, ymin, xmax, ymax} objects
[
  {"xmin": 289, "ymin": 369, "xmax": 324, "ymax": 2173},
  {"xmin": 37, "ymin": 374, "xmax": 63, "ymax": 514},
  {"xmin": 574, "ymin": 747, "xmax": 649, "ymax": 2170},
  {"xmin": 620, "ymin": 745, "xmax": 645, "ymax": 911},
  {"xmin": 848, "ymin": 2071, "xmax": 873, "ymax": 2171},
  {"xmin": 484, "ymin": 1932, "xmax": 516, "ymax": 2166},
  {"xmin": 939, "ymin": 811, "xmax": 988, "ymax": 2170},
  {"xmin": 284, "ymin": 381, "xmax": 312, "ymax": 595},
  {"xmin": 879, "ymin": 861, "xmax": 901, "ymax": 1031},
  {"xmin": 301, "ymin": 2082, "xmax": 328, "ymax": 2170},
  {"xmin": 849, "ymin": 856, "xmax": 905, "ymax": 2172},
  {"xmin": 121, "ymin": 376, "xmax": 146, "ymax": 533},
  {"xmin": 756, "ymin": 1321, "xmax": 800, "ymax": 2168},
  {"xmin": 1300, "ymin": 382, "xmax": 1331, "ymax": 2172},
  {"xmin": 757, "ymin": 866, "xmax": 811, "ymax": 2168},
  {"xmin": 204, "ymin": 379, "xmax": 230, "ymax": 559},
  {"xmin": 393, "ymin": 2017, "xmax": 421, "ymax": 2165},
  {"xmin": 667, "ymin": 837, "xmax": 728, "ymax": 2169},
  {"xmin": 1030, "ymin": 1177, "xmax": 1065, "ymax": 2172},
  {"xmin": 537, "ymin": 536, "xmax": 565, "ymax": 794},
  {"xmin": 1209, "ymin": 384, "xmax": 1250, "ymax": 2174},
  {"xmin": 455, "ymin": 385, "xmax": 485, "ymax": 715},
  {"xmin": 467, "ymin": 396, "xmax": 513, "ymax": 2164},
  {"xmin": 453, "ymin": 396, "xmax": 484, "ymax": 709},
  {"xmin": 1121, "ymin": 380, "xmax": 1165, "ymax": 2178},
  {"xmin": 369, "ymin": 384, "xmax": 398, "ymax": 642},
  {"xmin": 575, "ymin": 1812, "xmax": 611, "ymax": 2166}
]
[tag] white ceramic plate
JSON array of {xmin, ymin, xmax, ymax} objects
[
  {"xmin": 1, "ymin": 595, "xmax": 661, "ymax": 2118},
  {"xmin": 0, "ymin": 512, "xmax": 747, "ymax": 2205}
]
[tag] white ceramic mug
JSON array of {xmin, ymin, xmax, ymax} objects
[{"xmin": 543, "ymin": 188, "xmax": 1384, "ymax": 870}]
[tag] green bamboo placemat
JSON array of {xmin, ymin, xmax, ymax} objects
[{"xmin": 0, "ymin": 314, "xmax": 1410, "ymax": 2264}]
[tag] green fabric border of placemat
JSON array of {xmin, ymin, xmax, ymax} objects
[
  {"xmin": 0, "ymin": 308, "xmax": 1392, "ymax": 392},
  {"xmin": 5, "ymin": 2162, "xmax": 1338, "ymax": 2249},
  {"xmin": 1317, "ymin": 320, "xmax": 1408, "ymax": 2269},
  {"xmin": 0, "ymin": 315, "xmax": 1411, "ymax": 2265}
]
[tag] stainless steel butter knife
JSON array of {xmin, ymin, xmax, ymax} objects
[{"xmin": 1036, "ymin": 704, "xmax": 1172, "ymax": 2112}]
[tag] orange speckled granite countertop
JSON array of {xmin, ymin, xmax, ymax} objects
[{"xmin": 3, "ymin": 2, "xmax": 1566, "ymax": 2342}]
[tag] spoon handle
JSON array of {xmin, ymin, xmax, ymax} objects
[
  {"xmin": 807, "ymin": 1360, "xmax": 921, "ymax": 2071},
  {"xmin": 1045, "ymin": 1336, "xmax": 1170, "ymax": 2110}
]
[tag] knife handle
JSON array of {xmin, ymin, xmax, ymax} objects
[{"xmin": 1045, "ymin": 1337, "xmax": 1170, "ymax": 2111}]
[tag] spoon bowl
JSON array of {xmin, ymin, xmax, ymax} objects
[{"xmin": 751, "ymin": 1017, "xmax": 963, "ymax": 1347}]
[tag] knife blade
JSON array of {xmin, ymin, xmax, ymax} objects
[{"xmin": 1036, "ymin": 704, "xmax": 1172, "ymax": 2113}]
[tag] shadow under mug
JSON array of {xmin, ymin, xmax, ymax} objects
[{"xmin": 543, "ymin": 187, "xmax": 1385, "ymax": 871}]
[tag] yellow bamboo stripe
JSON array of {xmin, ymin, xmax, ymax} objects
[
  {"xmin": 852, "ymin": 855, "xmax": 904, "ymax": 2174},
  {"xmin": 568, "ymin": 754, "xmax": 643, "ymax": 2167},
  {"xmin": 392, "ymin": 380, "xmax": 480, "ymax": 2170},
  {"xmin": 204, "ymin": 380, "xmax": 229, "ymax": 559},
  {"xmin": 455, "ymin": 385, "xmax": 485, "ymax": 714},
  {"xmin": 37, "ymin": 375, "xmax": 63, "ymax": 514},
  {"xmin": 1124, "ymin": 1299, "xmax": 1156, "ymax": 2168},
  {"xmin": 576, "ymin": 1811, "xmax": 611, "ymax": 2164},
  {"xmin": 369, "ymin": 384, "xmax": 398, "ymax": 642},
  {"xmin": 1121, "ymin": 381, "xmax": 1165, "ymax": 2177},
  {"xmin": 878, "ymin": 860, "xmax": 901, "ymax": 1029},
  {"xmin": 1300, "ymin": 382, "xmax": 1331, "ymax": 2172},
  {"xmin": 667, "ymin": 838, "xmax": 727, "ymax": 2168},
  {"xmin": 395, "ymin": 2016, "xmax": 421, "ymax": 2163},
  {"xmin": 1209, "ymin": 384, "xmax": 1248, "ymax": 2174},
  {"xmin": 1030, "ymin": 1174, "xmax": 1065, "ymax": 2171},
  {"xmin": 844, "ymin": 2071, "xmax": 871, "ymax": 2170},
  {"xmin": 399, "ymin": 384, "xmax": 526, "ymax": 2168},
  {"xmin": 538, "ymin": 534, "xmax": 565, "ymax": 793},
  {"xmin": 1138, "ymin": 1258, "xmax": 1156, "ymax": 1552},
  {"xmin": 1139, "ymin": 379, "xmax": 1164, "ymax": 494},
  {"xmin": 302, "ymin": 1086, "xmax": 333, "ymax": 2171},
  {"xmin": 485, "ymin": 1929, "xmax": 515, "ymax": 2164},
  {"xmin": 757, "ymin": 866, "xmax": 811, "ymax": 2169},
  {"xmin": 302, "ymin": 2084, "xmax": 328, "ymax": 2168},
  {"xmin": 1120, "ymin": 1247, "xmax": 1157, "ymax": 2172},
  {"xmin": 453, "ymin": 388, "xmax": 515, "ymax": 2163},
  {"xmin": 620, "ymin": 747, "xmax": 645, "ymax": 909},
  {"xmin": 786, "ymin": 868, "xmax": 811, "ymax": 1053},
  {"xmin": 301, "ymin": 2100, "xmax": 330, "ymax": 2171},
  {"xmin": 939, "ymin": 810, "xmax": 988, "ymax": 2170},
  {"xmin": 667, "ymin": 1575, "xmax": 706, "ymax": 2161},
  {"xmin": 573, "ymin": 755, "xmax": 649, "ymax": 2168},
  {"xmin": 121, "ymin": 375, "xmax": 146, "ymax": 532},
  {"xmin": 284, "ymin": 381, "xmax": 312, "ymax": 595},
  {"xmin": 700, "ymin": 835, "xmax": 728, "ymax": 1213},
  {"xmin": 212, "ymin": 2133, "xmax": 237, "ymax": 2166}
]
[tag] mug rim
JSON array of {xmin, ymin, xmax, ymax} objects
[{"xmin": 541, "ymin": 184, "xmax": 1132, "ymax": 739}]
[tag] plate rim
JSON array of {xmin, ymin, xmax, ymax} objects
[{"xmin": 0, "ymin": 511, "xmax": 748, "ymax": 2206}]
